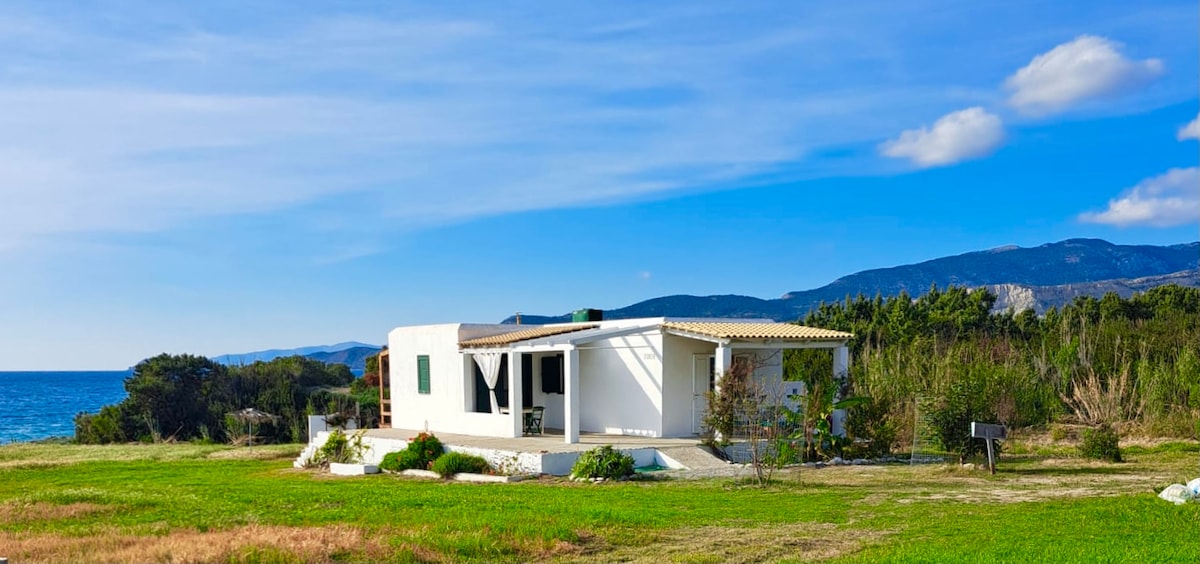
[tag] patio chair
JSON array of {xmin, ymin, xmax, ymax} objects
[{"xmin": 524, "ymin": 406, "xmax": 545, "ymax": 435}]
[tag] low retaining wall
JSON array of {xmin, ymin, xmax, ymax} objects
[{"xmin": 298, "ymin": 432, "xmax": 688, "ymax": 476}]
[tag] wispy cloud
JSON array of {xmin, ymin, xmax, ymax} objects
[
  {"xmin": 0, "ymin": 7, "xmax": 947, "ymax": 253},
  {"xmin": 1005, "ymin": 35, "xmax": 1164, "ymax": 115},
  {"xmin": 1178, "ymin": 114, "xmax": 1200, "ymax": 141},
  {"xmin": 0, "ymin": 4, "xmax": 1192, "ymax": 256},
  {"xmin": 879, "ymin": 107, "xmax": 1005, "ymax": 167},
  {"xmin": 1079, "ymin": 167, "xmax": 1199, "ymax": 227}
]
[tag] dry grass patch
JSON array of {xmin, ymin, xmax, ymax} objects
[
  {"xmin": 0, "ymin": 501, "xmax": 109, "ymax": 524},
  {"xmin": 570, "ymin": 523, "xmax": 881, "ymax": 563},
  {"xmin": 0, "ymin": 524, "xmax": 390, "ymax": 564},
  {"xmin": 0, "ymin": 443, "xmax": 302, "ymax": 468},
  {"xmin": 204, "ymin": 446, "xmax": 301, "ymax": 460}
]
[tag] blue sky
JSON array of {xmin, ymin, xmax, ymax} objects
[{"xmin": 0, "ymin": 1, "xmax": 1196, "ymax": 370}]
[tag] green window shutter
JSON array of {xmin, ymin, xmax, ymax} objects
[{"xmin": 417, "ymin": 355, "xmax": 431, "ymax": 395}]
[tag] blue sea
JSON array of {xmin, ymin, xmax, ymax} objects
[{"xmin": 0, "ymin": 371, "xmax": 130, "ymax": 443}]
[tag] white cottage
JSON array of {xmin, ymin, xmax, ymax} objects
[{"xmin": 384, "ymin": 317, "xmax": 852, "ymax": 444}]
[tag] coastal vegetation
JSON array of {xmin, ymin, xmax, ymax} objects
[
  {"xmin": 74, "ymin": 354, "xmax": 381, "ymax": 445},
  {"xmin": 0, "ymin": 440, "xmax": 1196, "ymax": 562},
  {"xmin": 781, "ymin": 284, "xmax": 1200, "ymax": 462}
]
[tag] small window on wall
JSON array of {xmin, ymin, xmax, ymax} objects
[
  {"xmin": 417, "ymin": 355, "xmax": 431, "ymax": 394},
  {"xmin": 541, "ymin": 355, "xmax": 564, "ymax": 394}
]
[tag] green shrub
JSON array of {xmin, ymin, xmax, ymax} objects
[
  {"xmin": 1049, "ymin": 425, "xmax": 1069, "ymax": 442},
  {"xmin": 1079, "ymin": 424, "xmax": 1122, "ymax": 462},
  {"xmin": 430, "ymin": 451, "xmax": 490, "ymax": 477},
  {"xmin": 405, "ymin": 432, "xmax": 444, "ymax": 469},
  {"xmin": 316, "ymin": 429, "xmax": 364, "ymax": 464},
  {"xmin": 570, "ymin": 445, "xmax": 634, "ymax": 480},
  {"xmin": 928, "ymin": 378, "xmax": 997, "ymax": 464},
  {"xmin": 845, "ymin": 396, "xmax": 896, "ymax": 458},
  {"xmin": 380, "ymin": 450, "xmax": 425, "ymax": 472},
  {"xmin": 74, "ymin": 405, "xmax": 130, "ymax": 444}
]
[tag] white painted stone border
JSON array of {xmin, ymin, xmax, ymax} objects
[
  {"xmin": 329, "ymin": 463, "xmax": 380, "ymax": 475},
  {"xmin": 398, "ymin": 469, "xmax": 534, "ymax": 482}
]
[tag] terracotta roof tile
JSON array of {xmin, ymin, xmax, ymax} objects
[
  {"xmin": 661, "ymin": 321, "xmax": 852, "ymax": 341},
  {"xmin": 459, "ymin": 324, "xmax": 600, "ymax": 348}
]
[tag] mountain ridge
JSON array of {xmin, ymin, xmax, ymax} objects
[
  {"xmin": 212, "ymin": 341, "xmax": 380, "ymax": 368},
  {"xmin": 506, "ymin": 239, "xmax": 1199, "ymax": 323}
]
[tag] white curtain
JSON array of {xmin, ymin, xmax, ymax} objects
[{"xmin": 474, "ymin": 352, "xmax": 503, "ymax": 414}]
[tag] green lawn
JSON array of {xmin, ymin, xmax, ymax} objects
[{"xmin": 0, "ymin": 442, "xmax": 1197, "ymax": 563}]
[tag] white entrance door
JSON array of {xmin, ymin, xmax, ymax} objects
[{"xmin": 692, "ymin": 354, "xmax": 715, "ymax": 434}]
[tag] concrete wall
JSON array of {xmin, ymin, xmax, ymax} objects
[
  {"xmin": 577, "ymin": 331, "xmax": 664, "ymax": 437},
  {"xmin": 387, "ymin": 324, "xmax": 515, "ymax": 438}
]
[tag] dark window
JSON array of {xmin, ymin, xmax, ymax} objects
[
  {"xmin": 522, "ymin": 353, "xmax": 534, "ymax": 408},
  {"xmin": 417, "ymin": 355, "xmax": 430, "ymax": 394},
  {"xmin": 541, "ymin": 354, "xmax": 564, "ymax": 394}
]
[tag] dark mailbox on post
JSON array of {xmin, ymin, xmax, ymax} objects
[{"xmin": 970, "ymin": 422, "xmax": 1006, "ymax": 474}]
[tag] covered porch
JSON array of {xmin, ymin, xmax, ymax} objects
[
  {"xmin": 660, "ymin": 321, "xmax": 853, "ymax": 437},
  {"xmin": 458, "ymin": 321, "xmax": 853, "ymax": 445},
  {"xmin": 459, "ymin": 322, "xmax": 651, "ymax": 445}
]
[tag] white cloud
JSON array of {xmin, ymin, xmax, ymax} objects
[
  {"xmin": 1178, "ymin": 114, "xmax": 1200, "ymax": 141},
  {"xmin": 879, "ymin": 107, "xmax": 1005, "ymax": 167},
  {"xmin": 1005, "ymin": 35, "xmax": 1164, "ymax": 115},
  {"xmin": 1079, "ymin": 167, "xmax": 1199, "ymax": 227}
]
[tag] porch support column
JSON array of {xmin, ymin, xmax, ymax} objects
[
  {"xmin": 564, "ymin": 347, "xmax": 580, "ymax": 444},
  {"xmin": 713, "ymin": 344, "xmax": 732, "ymax": 395},
  {"xmin": 462, "ymin": 353, "xmax": 475, "ymax": 413},
  {"xmin": 831, "ymin": 345, "xmax": 850, "ymax": 437},
  {"xmin": 509, "ymin": 352, "xmax": 524, "ymax": 437}
]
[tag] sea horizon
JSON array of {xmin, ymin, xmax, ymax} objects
[{"xmin": 0, "ymin": 370, "xmax": 131, "ymax": 443}]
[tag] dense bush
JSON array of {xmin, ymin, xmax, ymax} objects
[
  {"xmin": 406, "ymin": 432, "xmax": 444, "ymax": 468},
  {"xmin": 74, "ymin": 404, "xmax": 133, "ymax": 444},
  {"xmin": 844, "ymin": 396, "xmax": 897, "ymax": 459},
  {"xmin": 570, "ymin": 445, "xmax": 634, "ymax": 480},
  {"xmin": 380, "ymin": 450, "xmax": 425, "ymax": 472},
  {"xmin": 1079, "ymin": 424, "xmax": 1122, "ymax": 462},
  {"xmin": 75, "ymin": 354, "xmax": 358, "ymax": 444},
  {"xmin": 796, "ymin": 284, "xmax": 1200, "ymax": 455},
  {"xmin": 431, "ymin": 451, "xmax": 490, "ymax": 477}
]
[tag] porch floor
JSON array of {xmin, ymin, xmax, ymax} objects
[{"xmin": 362, "ymin": 427, "xmax": 702, "ymax": 454}]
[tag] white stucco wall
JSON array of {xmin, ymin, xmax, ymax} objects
[
  {"xmin": 385, "ymin": 318, "xmax": 825, "ymax": 442},
  {"xmin": 576, "ymin": 331, "xmax": 664, "ymax": 437},
  {"xmin": 661, "ymin": 334, "xmax": 716, "ymax": 437},
  {"xmin": 387, "ymin": 323, "xmax": 516, "ymax": 438}
]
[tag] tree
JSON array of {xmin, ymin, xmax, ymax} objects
[{"xmin": 123, "ymin": 354, "xmax": 227, "ymax": 441}]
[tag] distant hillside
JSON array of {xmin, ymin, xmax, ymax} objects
[
  {"xmin": 213, "ymin": 341, "xmax": 379, "ymax": 367},
  {"xmin": 506, "ymin": 239, "xmax": 1199, "ymax": 322},
  {"xmin": 304, "ymin": 346, "xmax": 381, "ymax": 372},
  {"xmin": 989, "ymin": 269, "xmax": 1200, "ymax": 314}
]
